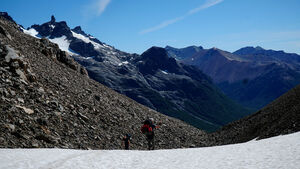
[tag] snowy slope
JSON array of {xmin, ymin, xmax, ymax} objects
[
  {"xmin": 1, "ymin": 132, "xmax": 300, "ymax": 169},
  {"xmin": 21, "ymin": 28, "xmax": 39, "ymax": 38}
]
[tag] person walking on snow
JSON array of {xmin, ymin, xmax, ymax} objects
[
  {"xmin": 122, "ymin": 134, "xmax": 131, "ymax": 150},
  {"xmin": 141, "ymin": 118, "xmax": 159, "ymax": 150}
]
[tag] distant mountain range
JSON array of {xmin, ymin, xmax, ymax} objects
[
  {"xmin": 166, "ymin": 45, "xmax": 300, "ymax": 110},
  {"xmin": 20, "ymin": 15, "xmax": 250, "ymax": 132}
]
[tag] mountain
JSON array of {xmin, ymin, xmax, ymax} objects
[
  {"xmin": 0, "ymin": 12, "xmax": 15, "ymax": 24},
  {"xmin": 234, "ymin": 46, "xmax": 300, "ymax": 67},
  {"xmin": 21, "ymin": 15, "xmax": 249, "ymax": 132},
  {"xmin": 210, "ymin": 83, "xmax": 300, "ymax": 145},
  {"xmin": 166, "ymin": 46, "xmax": 300, "ymax": 110},
  {"xmin": 0, "ymin": 13, "xmax": 209, "ymax": 149},
  {"xmin": 165, "ymin": 45, "xmax": 204, "ymax": 60}
]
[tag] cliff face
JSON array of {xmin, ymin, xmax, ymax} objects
[{"xmin": 0, "ymin": 15, "xmax": 208, "ymax": 150}]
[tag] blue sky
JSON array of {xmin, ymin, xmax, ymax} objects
[{"xmin": 1, "ymin": 0, "xmax": 300, "ymax": 54}]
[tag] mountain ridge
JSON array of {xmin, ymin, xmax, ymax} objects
[{"xmin": 166, "ymin": 45, "xmax": 300, "ymax": 110}]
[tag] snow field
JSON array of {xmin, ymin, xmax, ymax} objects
[
  {"xmin": 21, "ymin": 28, "xmax": 39, "ymax": 38},
  {"xmin": 0, "ymin": 132, "xmax": 299, "ymax": 169}
]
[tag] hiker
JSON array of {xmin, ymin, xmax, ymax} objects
[
  {"xmin": 141, "ymin": 118, "xmax": 159, "ymax": 150},
  {"xmin": 122, "ymin": 134, "xmax": 131, "ymax": 150}
]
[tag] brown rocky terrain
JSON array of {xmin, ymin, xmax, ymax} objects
[
  {"xmin": 0, "ymin": 15, "xmax": 209, "ymax": 150},
  {"xmin": 209, "ymin": 84, "xmax": 300, "ymax": 145}
]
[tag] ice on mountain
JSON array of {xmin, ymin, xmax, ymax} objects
[
  {"xmin": 118, "ymin": 61, "xmax": 129, "ymax": 66},
  {"xmin": 103, "ymin": 43, "xmax": 113, "ymax": 50},
  {"xmin": 83, "ymin": 56, "xmax": 94, "ymax": 60},
  {"xmin": 89, "ymin": 35, "xmax": 96, "ymax": 39},
  {"xmin": 161, "ymin": 70, "xmax": 168, "ymax": 74},
  {"xmin": 71, "ymin": 31, "xmax": 104, "ymax": 50},
  {"xmin": 22, "ymin": 28, "xmax": 39, "ymax": 38},
  {"xmin": 48, "ymin": 36, "xmax": 76, "ymax": 55}
]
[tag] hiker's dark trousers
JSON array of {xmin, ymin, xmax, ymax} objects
[{"xmin": 147, "ymin": 137, "xmax": 154, "ymax": 150}]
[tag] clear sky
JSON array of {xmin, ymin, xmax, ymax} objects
[{"xmin": 1, "ymin": 0, "xmax": 300, "ymax": 54}]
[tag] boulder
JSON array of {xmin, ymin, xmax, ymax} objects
[{"xmin": 15, "ymin": 105, "xmax": 34, "ymax": 114}]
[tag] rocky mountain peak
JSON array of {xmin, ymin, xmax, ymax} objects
[
  {"xmin": 142, "ymin": 46, "xmax": 169, "ymax": 60},
  {"xmin": 50, "ymin": 15, "xmax": 56, "ymax": 23},
  {"xmin": 0, "ymin": 12, "xmax": 15, "ymax": 24},
  {"xmin": 255, "ymin": 46, "xmax": 264, "ymax": 50},
  {"xmin": 138, "ymin": 46, "xmax": 180, "ymax": 74},
  {"xmin": 72, "ymin": 26, "xmax": 87, "ymax": 36},
  {"xmin": 233, "ymin": 46, "xmax": 265, "ymax": 55},
  {"xmin": 31, "ymin": 16, "xmax": 72, "ymax": 39},
  {"xmin": 206, "ymin": 47, "xmax": 222, "ymax": 55},
  {"xmin": 73, "ymin": 26, "xmax": 82, "ymax": 32},
  {"xmin": 198, "ymin": 46, "xmax": 204, "ymax": 50},
  {"xmin": 165, "ymin": 45, "xmax": 204, "ymax": 60}
]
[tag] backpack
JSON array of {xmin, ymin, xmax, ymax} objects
[{"xmin": 141, "ymin": 124, "xmax": 153, "ymax": 134}]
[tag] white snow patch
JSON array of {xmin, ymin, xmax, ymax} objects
[
  {"xmin": 22, "ymin": 28, "xmax": 39, "ymax": 38},
  {"xmin": 50, "ymin": 25, "xmax": 55, "ymax": 29},
  {"xmin": 1, "ymin": 132, "xmax": 300, "ymax": 169},
  {"xmin": 161, "ymin": 70, "xmax": 168, "ymax": 74},
  {"xmin": 83, "ymin": 56, "xmax": 94, "ymax": 60},
  {"xmin": 71, "ymin": 31, "xmax": 104, "ymax": 50},
  {"xmin": 103, "ymin": 43, "xmax": 113, "ymax": 50},
  {"xmin": 118, "ymin": 61, "xmax": 129, "ymax": 66},
  {"xmin": 48, "ymin": 36, "xmax": 76, "ymax": 55}
]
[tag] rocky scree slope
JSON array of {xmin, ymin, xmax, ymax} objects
[
  {"xmin": 0, "ymin": 15, "xmax": 209, "ymax": 149},
  {"xmin": 166, "ymin": 46, "xmax": 300, "ymax": 111},
  {"xmin": 23, "ymin": 16, "xmax": 249, "ymax": 132},
  {"xmin": 209, "ymin": 84, "xmax": 300, "ymax": 146}
]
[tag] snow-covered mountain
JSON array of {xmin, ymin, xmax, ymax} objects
[
  {"xmin": 22, "ymin": 15, "xmax": 129, "ymax": 66},
  {"xmin": 166, "ymin": 45, "xmax": 300, "ymax": 110},
  {"xmin": 1, "ymin": 131, "xmax": 300, "ymax": 169},
  {"xmin": 20, "ymin": 15, "xmax": 250, "ymax": 132}
]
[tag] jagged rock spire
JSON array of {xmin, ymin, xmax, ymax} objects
[
  {"xmin": 73, "ymin": 26, "xmax": 82, "ymax": 32},
  {"xmin": 50, "ymin": 15, "xmax": 56, "ymax": 23}
]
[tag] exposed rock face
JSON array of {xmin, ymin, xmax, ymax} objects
[
  {"xmin": 209, "ymin": 84, "xmax": 300, "ymax": 146},
  {"xmin": 69, "ymin": 39, "xmax": 99, "ymax": 57},
  {"xmin": 50, "ymin": 15, "xmax": 56, "ymax": 23},
  {"xmin": 0, "ymin": 14, "xmax": 209, "ymax": 150},
  {"xmin": 31, "ymin": 17, "xmax": 73, "ymax": 39},
  {"xmin": 0, "ymin": 12, "xmax": 15, "ymax": 24},
  {"xmin": 166, "ymin": 46, "xmax": 300, "ymax": 110},
  {"xmin": 165, "ymin": 45, "xmax": 204, "ymax": 60},
  {"xmin": 137, "ymin": 47, "xmax": 181, "ymax": 75}
]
